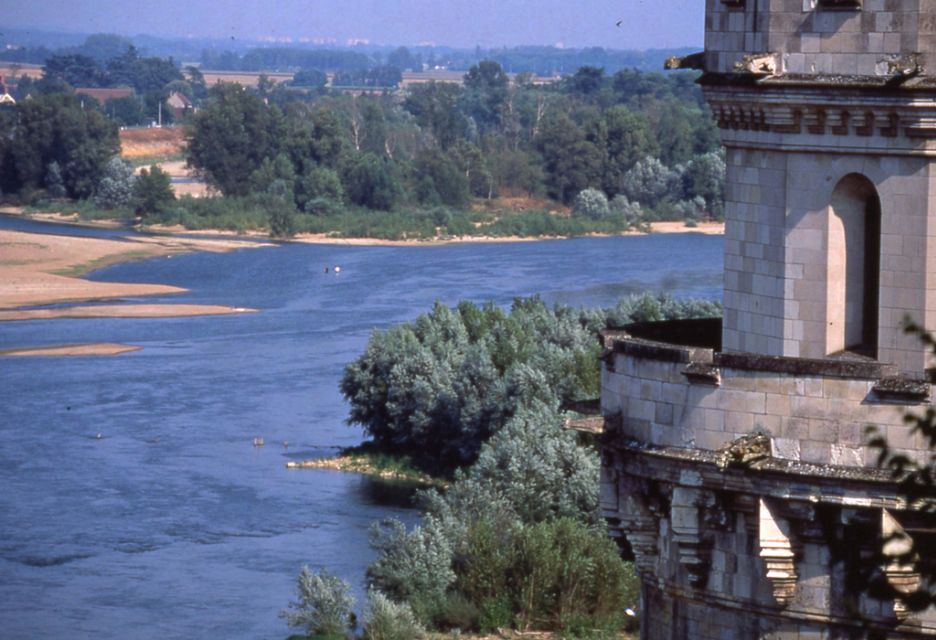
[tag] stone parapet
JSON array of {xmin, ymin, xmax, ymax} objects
[{"xmin": 601, "ymin": 327, "xmax": 931, "ymax": 468}]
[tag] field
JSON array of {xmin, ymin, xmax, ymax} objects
[{"xmin": 119, "ymin": 126, "xmax": 187, "ymax": 159}]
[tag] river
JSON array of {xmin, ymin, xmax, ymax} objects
[{"xmin": 0, "ymin": 219, "xmax": 722, "ymax": 639}]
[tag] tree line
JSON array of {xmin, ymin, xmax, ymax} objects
[
  {"xmin": 1, "ymin": 46, "xmax": 724, "ymax": 239},
  {"xmin": 178, "ymin": 59, "xmax": 723, "ymax": 236}
]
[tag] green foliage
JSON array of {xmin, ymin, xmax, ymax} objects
[
  {"xmin": 45, "ymin": 162, "xmax": 67, "ymax": 199},
  {"xmin": 619, "ymin": 156, "xmax": 679, "ymax": 209},
  {"xmin": 366, "ymin": 403, "xmax": 639, "ymax": 635},
  {"xmin": 344, "ymin": 153, "xmax": 403, "ymax": 211},
  {"xmin": 280, "ymin": 566, "xmax": 355, "ymax": 638},
  {"xmin": 367, "ymin": 517, "xmax": 457, "ymax": 620},
  {"xmin": 132, "ymin": 165, "xmax": 174, "ymax": 217},
  {"xmin": 341, "ymin": 298, "xmax": 602, "ymax": 473},
  {"xmin": 363, "ymin": 590, "xmax": 426, "ymax": 640},
  {"xmin": 94, "ymin": 157, "xmax": 135, "ymax": 209},
  {"xmin": 186, "ymin": 83, "xmax": 285, "ymax": 196},
  {"xmin": 5, "ymin": 92, "xmax": 119, "ymax": 199},
  {"xmin": 864, "ymin": 321, "xmax": 936, "ymax": 614},
  {"xmin": 572, "ymin": 188, "xmax": 611, "ymax": 221}
]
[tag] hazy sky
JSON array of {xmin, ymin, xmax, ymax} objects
[{"xmin": 3, "ymin": 0, "xmax": 704, "ymax": 50}]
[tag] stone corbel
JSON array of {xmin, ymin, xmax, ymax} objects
[
  {"xmin": 602, "ymin": 470, "xmax": 661, "ymax": 575},
  {"xmin": 672, "ymin": 487, "xmax": 713, "ymax": 587},
  {"xmin": 759, "ymin": 498, "xmax": 799, "ymax": 607},
  {"xmin": 881, "ymin": 509, "xmax": 921, "ymax": 620}
]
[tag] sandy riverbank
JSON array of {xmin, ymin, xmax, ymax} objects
[{"xmin": 0, "ymin": 226, "xmax": 264, "ymax": 355}]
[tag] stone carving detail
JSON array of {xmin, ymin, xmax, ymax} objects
[
  {"xmin": 601, "ymin": 465, "xmax": 661, "ymax": 575},
  {"xmin": 733, "ymin": 53, "xmax": 780, "ymax": 76},
  {"xmin": 706, "ymin": 94, "xmax": 936, "ymax": 139},
  {"xmin": 881, "ymin": 509, "xmax": 921, "ymax": 620},
  {"xmin": 672, "ymin": 487, "xmax": 713, "ymax": 587},
  {"xmin": 715, "ymin": 433, "xmax": 771, "ymax": 470},
  {"xmin": 758, "ymin": 498, "xmax": 799, "ymax": 607}
]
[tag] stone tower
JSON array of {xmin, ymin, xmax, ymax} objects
[{"xmin": 599, "ymin": 0, "xmax": 936, "ymax": 637}]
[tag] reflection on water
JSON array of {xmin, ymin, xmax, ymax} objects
[{"xmin": 0, "ymin": 217, "xmax": 722, "ymax": 640}]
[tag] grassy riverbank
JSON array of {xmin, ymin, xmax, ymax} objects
[{"xmin": 286, "ymin": 446, "xmax": 447, "ymax": 487}]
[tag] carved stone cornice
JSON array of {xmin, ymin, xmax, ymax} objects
[{"xmin": 703, "ymin": 84, "xmax": 936, "ymax": 143}]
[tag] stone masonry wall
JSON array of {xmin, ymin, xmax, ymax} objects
[
  {"xmin": 720, "ymin": 140, "xmax": 933, "ymax": 373},
  {"xmin": 600, "ymin": 346, "xmax": 930, "ymax": 466},
  {"xmin": 705, "ymin": 0, "xmax": 932, "ymax": 77}
]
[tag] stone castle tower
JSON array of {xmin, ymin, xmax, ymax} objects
[{"xmin": 599, "ymin": 0, "xmax": 936, "ymax": 637}]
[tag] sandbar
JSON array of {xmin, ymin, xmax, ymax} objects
[
  {"xmin": 0, "ymin": 343, "xmax": 143, "ymax": 357},
  {"xmin": 0, "ymin": 225, "xmax": 262, "ymax": 355}
]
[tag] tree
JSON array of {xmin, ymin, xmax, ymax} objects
[
  {"xmin": 404, "ymin": 82, "xmax": 466, "ymax": 150},
  {"xmin": 344, "ymin": 153, "xmax": 403, "ymax": 211},
  {"xmin": 297, "ymin": 165, "xmax": 345, "ymax": 214},
  {"xmin": 619, "ymin": 156, "xmax": 679, "ymax": 209},
  {"xmin": 10, "ymin": 93, "xmax": 119, "ymax": 198},
  {"xmin": 132, "ymin": 165, "xmax": 174, "ymax": 217},
  {"xmin": 44, "ymin": 162, "xmax": 67, "ymax": 199},
  {"xmin": 535, "ymin": 112, "xmax": 604, "ymax": 203},
  {"xmin": 94, "ymin": 157, "xmax": 135, "ymax": 209},
  {"xmin": 291, "ymin": 68, "xmax": 327, "ymax": 91},
  {"xmin": 602, "ymin": 106, "xmax": 658, "ymax": 194},
  {"xmin": 280, "ymin": 566, "xmax": 355, "ymax": 637},
  {"xmin": 567, "ymin": 65, "xmax": 605, "ymax": 98},
  {"xmin": 387, "ymin": 46, "xmax": 420, "ymax": 72},
  {"xmin": 462, "ymin": 60, "xmax": 509, "ymax": 133},
  {"xmin": 186, "ymin": 83, "xmax": 284, "ymax": 196},
  {"xmin": 43, "ymin": 53, "xmax": 106, "ymax": 87},
  {"xmin": 683, "ymin": 150, "xmax": 726, "ymax": 218},
  {"xmin": 414, "ymin": 149, "xmax": 469, "ymax": 207}
]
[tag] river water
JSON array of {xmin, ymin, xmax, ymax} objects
[{"xmin": 0, "ymin": 219, "xmax": 722, "ymax": 639}]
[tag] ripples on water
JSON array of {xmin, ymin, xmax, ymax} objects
[{"xmin": 0, "ymin": 219, "xmax": 722, "ymax": 639}]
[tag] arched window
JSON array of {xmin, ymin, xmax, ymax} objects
[{"xmin": 827, "ymin": 174, "xmax": 880, "ymax": 357}]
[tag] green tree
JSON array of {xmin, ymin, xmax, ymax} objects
[
  {"xmin": 132, "ymin": 165, "xmax": 175, "ymax": 217},
  {"xmin": 44, "ymin": 161, "xmax": 67, "ymax": 199},
  {"xmin": 344, "ymin": 153, "xmax": 403, "ymax": 211},
  {"xmin": 602, "ymin": 106, "xmax": 658, "ymax": 194},
  {"xmin": 186, "ymin": 83, "xmax": 284, "ymax": 196},
  {"xmin": 619, "ymin": 156, "xmax": 679, "ymax": 209},
  {"xmin": 535, "ymin": 112, "xmax": 604, "ymax": 203},
  {"xmin": 387, "ymin": 46, "xmax": 420, "ymax": 72},
  {"xmin": 462, "ymin": 60, "xmax": 509, "ymax": 133},
  {"xmin": 291, "ymin": 68, "xmax": 327, "ymax": 91},
  {"xmin": 10, "ymin": 93, "xmax": 119, "ymax": 198},
  {"xmin": 567, "ymin": 65, "xmax": 605, "ymax": 98},
  {"xmin": 43, "ymin": 53, "xmax": 106, "ymax": 87},
  {"xmin": 297, "ymin": 165, "xmax": 345, "ymax": 214},
  {"xmin": 404, "ymin": 82, "xmax": 466, "ymax": 150},
  {"xmin": 414, "ymin": 148, "xmax": 469, "ymax": 207},
  {"xmin": 683, "ymin": 150, "xmax": 726, "ymax": 217}
]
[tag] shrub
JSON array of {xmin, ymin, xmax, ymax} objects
[
  {"xmin": 94, "ymin": 157, "xmax": 135, "ymax": 209},
  {"xmin": 363, "ymin": 590, "xmax": 426, "ymax": 640},
  {"xmin": 280, "ymin": 566, "xmax": 355, "ymax": 637},
  {"xmin": 571, "ymin": 188, "xmax": 611, "ymax": 220},
  {"xmin": 132, "ymin": 165, "xmax": 174, "ymax": 217},
  {"xmin": 609, "ymin": 194, "xmax": 642, "ymax": 226}
]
